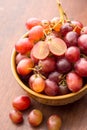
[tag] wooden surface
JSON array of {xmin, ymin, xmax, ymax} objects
[{"xmin": 0, "ymin": 0, "xmax": 87, "ymax": 130}]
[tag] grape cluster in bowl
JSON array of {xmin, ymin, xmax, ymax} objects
[{"xmin": 11, "ymin": 1, "xmax": 87, "ymax": 105}]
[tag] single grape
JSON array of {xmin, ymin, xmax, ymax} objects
[
  {"xmin": 9, "ymin": 109, "xmax": 23, "ymax": 124},
  {"xmin": 15, "ymin": 38, "xmax": 34, "ymax": 54},
  {"xmin": 59, "ymin": 84, "xmax": 70, "ymax": 95},
  {"xmin": 65, "ymin": 46, "xmax": 80, "ymax": 63},
  {"xmin": 64, "ymin": 31, "xmax": 79, "ymax": 47},
  {"xmin": 28, "ymin": 25, "xmax": 44, "ymax": 42},
  {"xmin": 28, "ymin": 109, "xmax": 43, "ymax": 127},
  {"xmin": 44, "ymin": 79, "xmax": 59, "ymax": 96},
  {"xmin": 15, "ymin": 53, "xmax": 28, "ymax": 64},
  {"xmin": 60, "ymin": 22, "xmax": 73, "ymax": 36},
  {"xmin": 12, "ymin": 95, "xmax": 31, "ymax": 111},
  {"xmin": 56, "ymin": 57, "xmax": 72, "ymax": 74},
  {"xmin": 29, "ymin": 74, "xmax": 45, "ymax": 93},
  {"xmin": 38, "ymin": 57, "xmax": 56, "ymax": 73},
  {"xmin": 48, "ymin": 71, "xmax": 62, "ymax": 83},
  {"xmin": 25, "ymin": 17, "xmax": 41, "ymax": 30},
  {"xmin": 78, "ymin": 34, "xmax": 87, "ymax": 55},
  {"xmin": 74, "ymin": 58, "xmax": 87, "ymax": 77},
  {"xmin": 47, "ymin": 114, "xmax": 62, "ymax": 130},
  {"xmin": 66, "ymin": 71, "xmax": 83, "ymax": 92},
  {"xmin": 17, "ymin": 58, "xmax": 34, "ymax": 76}
]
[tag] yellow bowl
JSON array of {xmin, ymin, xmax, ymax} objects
[
  {"xmin": 11, "ymin": 48, "xmax": 87, "ymax": 106},
  {"xmin": 11, "ymin": 33, "xmax": 87, "ymax": 106}
]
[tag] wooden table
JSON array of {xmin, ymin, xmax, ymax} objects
[{"xmin": 0, "ymin": 0, "xmax": 87, "ymax": 129}]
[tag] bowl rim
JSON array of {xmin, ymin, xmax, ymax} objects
[{"xmin": 11, "ymin": 48, "xmax": 87, "ymax": 101}]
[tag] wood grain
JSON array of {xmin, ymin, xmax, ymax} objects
[{"xmin": 0, "ymin": 0, "xmax": 87, "ymax": 130}]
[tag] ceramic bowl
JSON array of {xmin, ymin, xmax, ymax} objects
[{"xmin": 11, "ymin": 33, "xmax": 87, "ymax": 106}]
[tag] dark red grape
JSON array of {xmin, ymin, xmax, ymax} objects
[
  {"xmin": 44, "ymin": 79, "xmax": 59, "ymax": 96},
  {"xmin": 56, "ymin": 57, "xmax": 72, "ymax": 74},
  {"xmin": 38, "ymin": 57, "xmax": 56, "ymax": 73},
  {"xmin": 59, "ymin": 84, "xmax": 70, "ymax": 95},
  {"xmin": 60, "ymin": 22, "xmax": 73, "ymax": 36},
  {"xmin": 48, "ymin": 71, "xmax": 62, "ymax": 83},
  {"xmin": 64, "ymin": 31, "xmax": 79, "ymax": 47}
]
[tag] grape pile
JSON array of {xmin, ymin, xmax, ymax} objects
[{"xmin": 15, "ymin": 0, "xmax": 87, "ymax": 96}]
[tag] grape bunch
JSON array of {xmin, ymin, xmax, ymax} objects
[{"xmin": 15, "ymin": 0, "xmax": 87, "ymax": 96}]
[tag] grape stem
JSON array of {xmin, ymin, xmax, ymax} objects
[
  {"xmin": 56, "ymin": 0, "xmax": 70, "ymax": 23},
  {"xmin": 59, "ymin": 74, "xmax": 66, "ymax": 86}
]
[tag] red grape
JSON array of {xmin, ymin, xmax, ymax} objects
[
  {"xmin": 38, "ymin": 57, "xmax": 56, "ymax": 73},
  {"xmin": 48, "ymin": 71, "xmax": 62, "ymax": 83},
  {"xmin": 74, "ymin": 58, "xmax": 87, "ymax": 77},
  {"xmin": 59, "ymin": 84, "xmax": 70, "ymax": 95},
  {"xmin": 28, "ymin": 109, "xmax": 43, "ymax": 127},
  {"xmin": 29, "ymin": 74, "xmax": 45, "ymax": 93},
  {"xmin": 12, "ymin": 95, "xmax": 31, "ymax": 111},
  {"xmin": 28, "ymin": 25, "xmax": 44, "ymax": 42},
  {"xmin": 56, "ymin": 57, "xmax": 72, "ymax": 74},
  {"xmin": 25, "ymin": 17, "xmax": 41, "ymax": 30},
  {"xmin": 17, "ymin": 58, "xmax": 34, "ymax": 76},
  {"xmin": 64, "ymin": 31, "xmax": 79, "ymax": 47},
  {"xmin": 15, "ymin": 38, "xmax": 34, "ymax": 54},
  {"xmin": 44, "ymin": 79, "xmax": 59, "ymax": 96},
  {"xmin": 47, "ymin": 114, "xmax": 62, "ymax": 130},
  {"xmin": 66, "ymin": 71, "xmax": 83, "ymax": 92},
  {"xmin": 60, "ymin": 22, "xmax": 73, "ymax": 36},
  {"xmin": 78, "ymin": 34, "xmax": 87, "ymax": 55},
  {"xmin": 9, "ymin": 109, "xmax": 23, "ymax": 124},
  {"xmin": 65, "ymin": 46, "xmax": 80, "ymax": 63}
]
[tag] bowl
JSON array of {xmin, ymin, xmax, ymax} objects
[{"xmin": 11, "ymin": 33, "xmax": 87, "ymax": 106}]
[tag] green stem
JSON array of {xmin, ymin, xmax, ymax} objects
[{"xmin": 56, "ymin": 0, "xmax": 69, "ymax": 23}]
